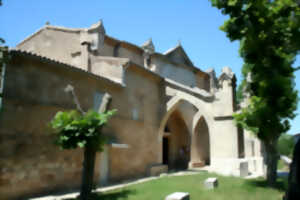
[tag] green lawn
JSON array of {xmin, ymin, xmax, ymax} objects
[
  {"xmin": 278, "ymin": 159, "xmax": 286, "ymax": 171},
  {"xmin": 278, "ymin": 159, "xmax": 290, "ymax": 172},
  {"xmin": 68, "ymin": 172, "xmax": 287, "ymax": 200}
]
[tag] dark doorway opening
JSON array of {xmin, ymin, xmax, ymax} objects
[{"xmin": 163, "ymin": 137, "xmax": 169, "ymax": 165}]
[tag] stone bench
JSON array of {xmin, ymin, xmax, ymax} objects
[{"xmin": 165, "ymin": 192, "xmax": 190, "ymax": 200}]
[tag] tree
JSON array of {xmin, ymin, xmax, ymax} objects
[
  {"xmin": 210, "ymin": 0, "xmax": 300, "ymax": 186},
  {"xmin": 236, "ymin": 80, "xmax": 246, "ymax": 105},
  {"xmin": 278, "ymin": 134, "xmax": 295, "ymax": 157},
  {"xmin": 50, "ymin": 86, "xmax": 116, "ymax": 200}
]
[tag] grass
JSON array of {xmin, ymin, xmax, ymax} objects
[
  {"xmin": 277, "ymin": 159, "xmax": 289, "ymax": 171},
  {"xmin": 67, "ymin": 172, "xmax": 288, "ymax": 200},
  {"xmin": 278, "ymin": 159, "xmax": 286, "ymax": 171}
]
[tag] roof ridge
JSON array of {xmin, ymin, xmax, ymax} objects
[
  {"xmin": 163, "ymin": 43, "xmax": 194, "ymax": 66},
  {"xmin": 45, "ymin": 25, "xmax": 84, "ymax": 33},
  {"xmin": 16, "ymin": 25, "xmax": 85, "ymax": 48},
  {"xmin": 16, "ymin": 26, "xmax": 46, "ymax": 48},
  {"xmin": 163, "ymin": 43, "xmax": 181, "ymax": 55},
  {"xmin": 16, "ymin": 24, "xmax": 97, "ymax": 48}
]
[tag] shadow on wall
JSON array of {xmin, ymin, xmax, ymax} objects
[
  {"xmin": 193, "ymin": 116, "xmax": 210, "ymax": 166},
  {"xmin": 165, "ymin": 110, "xmax": 190, "ymax": 170}
]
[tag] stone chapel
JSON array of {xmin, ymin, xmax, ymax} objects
[{"xmin": 0, "ymin": 21, "xmax": 265, "ymax": 199}]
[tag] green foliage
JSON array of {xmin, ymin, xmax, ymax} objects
[
  {"xmin": 236, "ymin": 80, "xmax": 246, "ymax": 105},
  {"xmin": 0, "ymin": 46, "xmax": 9, "ymax": 64},
  {"xmin": 210, "ymin": 0, "xmax": 299, "ymax": 140},
  {"xmin": 278, "ymin": 134, "xmax": 295, "ymax": 157},
  {"xmin": 50, "ymin": 109, "xmax": 116, "ymax": 151},
  {"xmin": 210, "ymin": 0, "xmax": 300, "ymax": 184}
]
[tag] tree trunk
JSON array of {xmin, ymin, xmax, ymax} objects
[
  {"xmin": 80, "ymin": 144, "xmax": 97, "ymax": 200},
  {"xmin": 264, "ymin": 140, "xmax": 279, "ymax": 187}
]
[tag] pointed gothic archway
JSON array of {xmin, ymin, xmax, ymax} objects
[
  {"xmin": 163, "ymin": 110, "xmax": 190, "ymax": 170},
  {"xmin": 190, "ymin": 116, "xmax": 210, "ymax": 167},
  {"xmin": 158, "ymin": 94, "xmax": 214, "ymax": 169}
]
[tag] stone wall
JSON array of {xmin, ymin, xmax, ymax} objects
[
  {"xmin": 0, "ymin": 53, "xmax": 165, "ymax": 199},
  {"xmin": 152, "ymin": 57, "xmax": 197, "ymax": 88},
  {"xmin": 17, "ymin": 28, "xmax": 83, "ymax": 68}
]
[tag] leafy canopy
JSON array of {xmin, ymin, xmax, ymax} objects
[
  {"xmin": 277, "ymin": 134, "xmax": 295, "ymax": 157},
  {"xmin": 50, "ymin": 109, "xmax": 116, "ymax": 151},
  {"xmin": 211, "ymin": 0, "xmax": 300, "ymax": 141}
]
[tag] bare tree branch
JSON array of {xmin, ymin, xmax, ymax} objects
[
  {"xmin": 64, "ymin": 84, "xmax": 86, "ymax": 115},
  {"xmin": 99, "ymin": 93, "xmax": 111, "ymax": 113}
]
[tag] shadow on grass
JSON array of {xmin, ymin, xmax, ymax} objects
[
  {"xmin": 63, "ymin": 189, "xmax": 136, "ymax": 200},
  {"xmin": 244, "ymin": 177, "xmax": 288, "ymax": 192},
  {"xmin": 99, "ymin": 189, "xmax": 136, "ymax": 200}
]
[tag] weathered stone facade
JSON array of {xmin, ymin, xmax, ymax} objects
[{"xmin": 0, "ymin": 21, "xmax": 265, "ymax": 199}]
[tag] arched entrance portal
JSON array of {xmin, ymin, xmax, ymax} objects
[
  {"xmin": 162, "ymin": 110, "xmax": 190, "ymax": 170},
  {"xmin": 190, "ymin": 116, "xmax": 210, "ymax": 167}
]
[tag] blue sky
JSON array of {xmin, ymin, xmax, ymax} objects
[{"xmin": 1, "ymin": 0, "xmax": 300, "ymax": 134}]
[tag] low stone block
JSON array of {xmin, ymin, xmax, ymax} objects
[
  {"xmin": 165, "ymin": 192, "xmax": 190, "ymax": 200},
  {"xmin": 149, "ymin": 164, "xmax": 168, "ymax": 176},
  {"xmin": 204, "ymin": 177, "xmax": 218, "ymax": 189},
  {"xmin": 239, "ymin": 161, "xmax": 249, "ymax": 177},
  {"xmin": 281, "ymin": 155, "xmax": 292, "ymax": 165}
]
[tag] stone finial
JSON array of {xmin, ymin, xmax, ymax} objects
[
  {"xmin": 177, "ymin": 39, "xmax": 182, "ymax": 47},
  {"xmin": 206, "ymin": 68, "xmax": 217, "ymax": 80},
  {"xmin": 81, "ymin": 20, "xmax": 106, "ymax": 52},
  {"xmin": 219, "ymin": 66, "xmax": 235, "ymax": 82},
  {"xmin": 142, "ymin": 38, "xmax": 155, "ymax": 69},
  {"xmin": 45, "ymin": 21, "xmax": 50, "ymax": 25},
  {"xmin": 141, "ymin": 38, "xmax": 155, "ymax": 54},
  {"xmin": 206, "ymin": 68, "xmax": 218, "ymax": 92},
  {"xmin": 221, "ymin": 66, "xmax": 234, "ymax": 78},
  {"xmin": 89, "ymin": 20, "xmax": 105, "ymax": 34}
]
